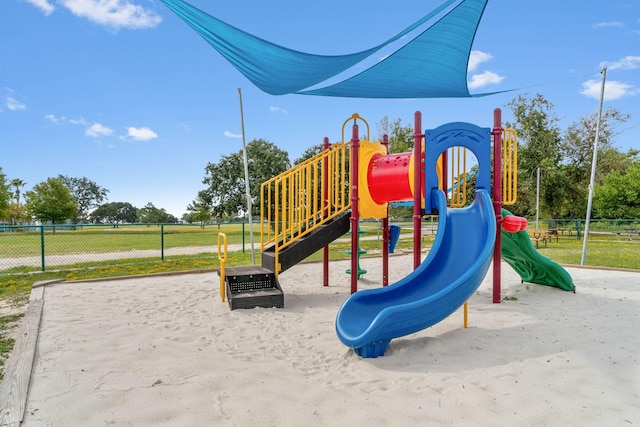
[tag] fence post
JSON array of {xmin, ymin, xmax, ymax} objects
[
  {"xmin": 242, "ymin": 222, "xmax": 245, "ymax": 253},
  {"xmin": 576, "ymin": 219, "xmax": 582, "ymax": 239},
  {"xmin": 161, "ymin": 223, "xmax": 165, "ymax": 260},
  {"xmin": 40, "ymin": 225, "xmax": 45, "ymax": 271}
]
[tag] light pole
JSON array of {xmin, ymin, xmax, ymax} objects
[
  {"xmin": 581, "ymin": 66, "xmax": 607, "ymax": 266},
  {"xmin": 238, "ymin": 87, "xmax": 255, "ymax": 264}
]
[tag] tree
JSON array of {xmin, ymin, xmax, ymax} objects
[
  {"xmin": 198, "ymin": 138, "xmax": 291, "ymax": 220},
  {"xmin": 185, "ymin": 196, "xmax": 213, "ymax": 228},
  {"xmin": 25, "ymin": 178, "xmax": 77, "ymax": 231},
  {"xmin": 10, "ymin": 178, "xmax": 26, "ymax": 205},
  {"xmin": 137, "ymin": 202, "xmax": 177, "ymax": 224},
  {"xmin": 0, "ymin": 168, "xmax": 11, "ymax": 220},
  {"xmin": 90, "ymin": 202, "xmax": 138, "ymax": 225},
  {"xmin": 375, "ymin": 116, "xmax": 414, "ymax": 153},
  {"xmin": 561, "ymin": 108, "xmax": 632, "ymax": 218},
  {"xmin": 58, "ymin": 175, "xmax": 109, "ymax": 224},
  {"xmin": 593, "ymin": 162, "xmax": 640, "ymax": 219},
  {"xmin": 505, "ymin": 93, "xmax": 565, "ymax": 218},
  {"xmin": 294, "ymin": 144, "xmax": 323, "ymax": 165},
  {"xmin": 7, "ymin": 203, "xmax": 28, "ymax": 225}
]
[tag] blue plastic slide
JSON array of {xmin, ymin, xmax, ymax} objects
[{"xmin": 335, "ymin": 189, "xmax": 496, "ymax": 358}]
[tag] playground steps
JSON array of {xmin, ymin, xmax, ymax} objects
[
  {"xmin": 223, "ymin": 265, "xmax": 284, "ymax": 310},
  {"xmin": 261, "ymin": 211, "xmax": 351, "ymax": 274}
]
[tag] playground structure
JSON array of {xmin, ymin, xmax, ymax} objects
[{"xmin": 218, "ymin": 109, "xmax": 574, "ymax": 358}]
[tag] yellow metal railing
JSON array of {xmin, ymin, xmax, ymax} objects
[
  {"xmin": 445, "ymin": 128, "xmax": 517, "ymax": 207},
  {"xmin": 217, "ymin": 232, "xmax": 228, "ymax": 302},
  {"xmin": 260, "ymin": 143, "xmax": 350, "ymax": 272},
  {"xmin": 448, "ymin": 147, "xmax": 468, "ymax": 208},
  {"xmin": 502, "ymin": 128, "xmax": 518, "ymax": 205}
]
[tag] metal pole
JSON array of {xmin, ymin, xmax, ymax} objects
[
  {"xmin": 161, "ymin": 223, "xmax": 165, "ymax": 261},
  {"xmin": 350, "ymin": 123, "xmax": 360, "ymax": 294},
  {"xmin": 536, "ymin": 167, "xmax": 540, "ymax": 230},
  {"xmin": 581, "ymin": 66, "xmax": 607, "ymax": 266},
  {"xmin": 413, "ymin": 111, "xmax": 423, "ymax": 270},
  {"xmin": 238, "ymin": 87, "xmax": 256, "ymax": 264},
  {"xmin": 381, "ymin": 134, "xmax": 390, "ymax": 287},
  {"xmin": 322, "ymin": 137, "xmax": 330, "ymax": 287},
  {"xmin": 492, "ymin": 108, "xmax": 503, "ymax": 304},
  {"xmin": 40, "ymin": 224, "xmax": 45, "ymax": 272}
]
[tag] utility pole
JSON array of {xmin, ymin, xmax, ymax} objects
[{"xmin": 581, "ymin": 66, "xmax": 607, "ymax": 266}]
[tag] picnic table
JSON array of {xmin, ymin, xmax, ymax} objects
[
  {"xmin": 528, "ymin": 230, "xmax": 548, "ymax": 248},
  {"xmin": 619, "ymin": 227, "xmax": 639, "ymax": 241}
]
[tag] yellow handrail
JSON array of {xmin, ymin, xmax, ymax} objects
[
  {"xmin": 502, "ymin": 128, "xmax": 518, "ymax": 205},
  {"xmin": 217, "ymin": 232, "xmax": 227, "ymax": 302},
  {"xmin": 260, "ymin": 142, "xmax": 350, "ymax": 274}
]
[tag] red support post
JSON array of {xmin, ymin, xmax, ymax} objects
[
  {"xmin": 350, "ymin": 124, "xmax": 360, "ymax": 294},
  {"xmin": 322, "ymin": 137, "xmax": 330, "ymax": 287},
  {"xmin": 492, "ymin": 108, "xmax": 503, "ymax": 303},
  {"xmin": 413, "ymin": 112, "xmax": 423, "ymax": 270},
  {"xmin": 381, "ymin": 134, "xmax": 390, "ymax": 286}
]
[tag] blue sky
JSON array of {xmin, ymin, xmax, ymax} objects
[{"xmin": 2, "ymin": 0, "xmax": 639, "ymax": 218}]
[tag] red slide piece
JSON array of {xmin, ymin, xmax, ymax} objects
[{"xmin": 502, "ymin": 215, "xmax": 527, "ymax": 232}]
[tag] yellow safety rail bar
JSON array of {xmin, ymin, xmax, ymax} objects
[
  {"xmin": 448, "ymin": 146, "xmax": 467, "ymax": 208},
  {"xmin": 217, "ymin": 232, "xmax": 227, "ymax": 302},
  {"xmin": 260, "ymin": 142, "xmax": 350, "ymax": 272},
  {"xmin": 446, "ymin": 128, "xmax": 517, "ymax": 207},
  {"xmin": 502, "ymin": 128, "xmax": 518, "ymax": 205}
]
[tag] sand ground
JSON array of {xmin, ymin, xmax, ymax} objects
[{"xmin": 6, "ymin": 254, "xmax": 640, "ymax": 426}]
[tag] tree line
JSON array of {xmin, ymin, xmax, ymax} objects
[
  {"xmin": 2, "ymin": 93, "xmax": 636, "ymax": 227},
  {"xmin": 0, "ymin": 174, "xmax": 178, "ymax": 227},
  {"xmin": 184, "ymin": 93, "xmax": 638, "ymax": 223}
]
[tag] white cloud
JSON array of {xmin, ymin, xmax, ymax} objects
[
  {"xmin": 580, "ymin": 79, "xmax": 640, "ymax": 100},
  {"xmin": 224, "ymin": 131, "xmax": 242, "ymax": 138},
  {"xmin": 592, "ymin": 21, "xmax": 624, "ymax": 29},
  {"xmin": 68, "ymin": 117, "xmax": 89, "ymax": 125},
  {"xmin": 4, "ymin": 96, "xmax": 27, "ymax": 111},
  {"xmin": 178, "ymin": 123, "xmax": 192, "ymax": 132},
  {"xmin": 23, "ymin": 0, "xmax": 55, "ymax": 15},
  {"xmin": 44, "ymin": 113, "xmax": 65, "ymax": 124},
  {"xmin": 601, "ymin": 55, "xmax": 640, "ymax": 71},
  {"xmin": 467, "ymin": 70, "xmax": 505, "ymax": 89},
  {"xmin": 86, "ymin": 122, "xmax": 114, "ymax": 137},
  {"xmin": 127, "ymin": 126, "xmax": 158, "ymax": 141},
  {"xmin": 468, "ymin": 50, "xmax": 493, "ymax": 72},
  {"xmin": 59, "ymin": 0, "xmax": 162, "ymax": 30},
  {"xmin": 269, "ymin": 106, "xmax": 287, "ymax": 114}
]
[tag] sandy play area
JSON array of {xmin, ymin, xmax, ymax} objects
[{"xmin": 3, "ymin": 254, "xmax": 640, "ymax": 426}]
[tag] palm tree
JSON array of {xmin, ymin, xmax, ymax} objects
[{"xmin": 10, "ymin": 178, "xmax": 26, "ymax": 205}]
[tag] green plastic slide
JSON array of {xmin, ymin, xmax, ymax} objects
[{"xmin": 501, "ymin": 209, "xmax": 575, "ymax": 292}]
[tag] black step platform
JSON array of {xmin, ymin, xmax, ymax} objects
[{"xmin": 222, "ymin": 265, "xmax": 284, "ymax": 310}]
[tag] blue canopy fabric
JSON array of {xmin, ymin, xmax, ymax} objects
[{"xmin": 161, "ymin": 0, "xmax": 491, "ymax": 99}]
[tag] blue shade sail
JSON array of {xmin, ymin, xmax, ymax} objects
[
  {"xmin": 161, "ymin": 0, "xmax": 490, "ymax": 98},
  {"xmin": 302, "ymin": 0, "xmax": 487, "ymax": 98}
]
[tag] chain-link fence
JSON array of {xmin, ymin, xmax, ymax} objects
[
  {"xmin": 1, "ymin": 218, "xmax": 637, "ymax": 273},
  {"xmin": 0, "ymin": 222, "xmax": 258, "ymax": 272}
]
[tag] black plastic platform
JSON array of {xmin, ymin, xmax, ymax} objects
[{"xmin": 223, "ymin": 265, "xmax": 284, "ymax": 310}]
